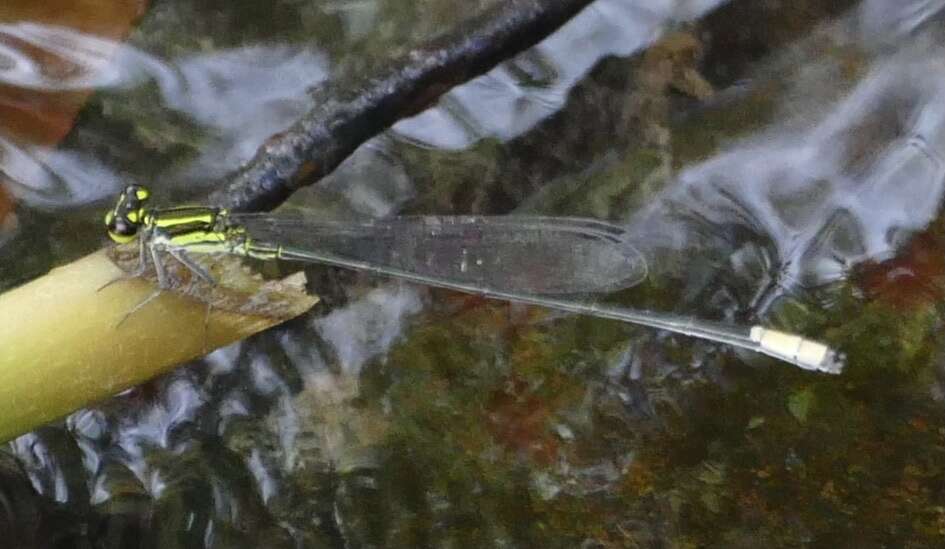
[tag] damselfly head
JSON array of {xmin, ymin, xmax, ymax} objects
[{"xmin": 105, "ymin": 185, "xmax": 151, "ymax": 243}]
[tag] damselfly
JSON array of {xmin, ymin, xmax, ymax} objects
[{"xmin": 104, "ymin": 185, "xmax": 844, "ymax": 373}]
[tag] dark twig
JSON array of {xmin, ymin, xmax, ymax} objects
[{"xmin": 208, "ymin": 0, "xmax": 596, "ymax": 212}]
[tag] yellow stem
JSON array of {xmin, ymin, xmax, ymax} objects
[{"xmin": 0, "ymin": 248, "xmax": 316, "ymax": 442}]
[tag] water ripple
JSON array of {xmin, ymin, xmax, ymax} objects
[
  {"xmin": 0, "ymin": 23, "xmax": 327, "ymax": 208},
  {"xmin": 393, "ymin": 0, "xmax": 728, "ymax": 148},
  {"xmin": 636, "ymin": 43, "xmax": 945, "ymax": 310}
]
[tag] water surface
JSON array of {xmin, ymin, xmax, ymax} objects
[{"xmin": 3, "ymin": 0, "xmax": 945, "ymax": 546}]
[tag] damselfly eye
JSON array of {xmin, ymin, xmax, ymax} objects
[
  {"xmin": 107, "ymin": 214, "xmax": 137, "ymax": 237},
  {"xmin": 123, "ymin": 185, "xmax": 150, "ymax": 206}
]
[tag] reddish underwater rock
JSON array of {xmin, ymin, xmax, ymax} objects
[{"xmin": 854, "ymin": 226, "xmax": 945, "ymax": 310}]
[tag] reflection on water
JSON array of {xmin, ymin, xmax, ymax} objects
[
  {"xmin": 0, "ymin": 134, "xmax": 119, "ymax": 208},
  {"xmin": 393, "ymin": 0, "xmax": 728, "ymax": 149},
  {"xmin": 5, "ymin": 0, "xmax": 945, "ymax": 546},
  {"xmin": 165, "ymin": 46, "xmax": 328, "ymax": 182},
  {"xmin": 312, "ymin": 285, "xmax": 423, "ymax": 375},
  {"xmin": 0, "ymin": 23, "xmax": 129, "ymax": 91},
  {"xmin": 859, "ymin": 0, "xmax": 945, "ymax": 43},
  {"xmin": 632, "ymin": 33, "xmax": 945, "ymax": 319},
  {"xmin": 0, "ymin": 22, "xmax": 327, "ymax": 208}
]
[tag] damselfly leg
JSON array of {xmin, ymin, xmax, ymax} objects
[{"xmin": 110, "ymin": 235, "xmax": 219, "ymax": 328}]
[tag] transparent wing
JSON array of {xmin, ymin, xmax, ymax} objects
[
  {"xmin": 227, "ymin": 213, "xmax": 843, "ymax": 373},
  {"xmin": 231, "ymin": 214, "xmax": 647, "ymax": 295}
]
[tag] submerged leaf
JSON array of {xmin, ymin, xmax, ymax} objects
[{"xmin": 787, "ymin": 388, "xmax": 815, "ymax": 424}]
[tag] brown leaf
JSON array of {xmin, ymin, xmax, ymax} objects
[{"xmin": 0, "ymin": 0, "xmax": 149, "ymax": 214}]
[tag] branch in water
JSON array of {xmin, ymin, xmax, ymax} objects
[{"xmin": 209, "ymin": 0, "xmax": 596, "ymax": 212}]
